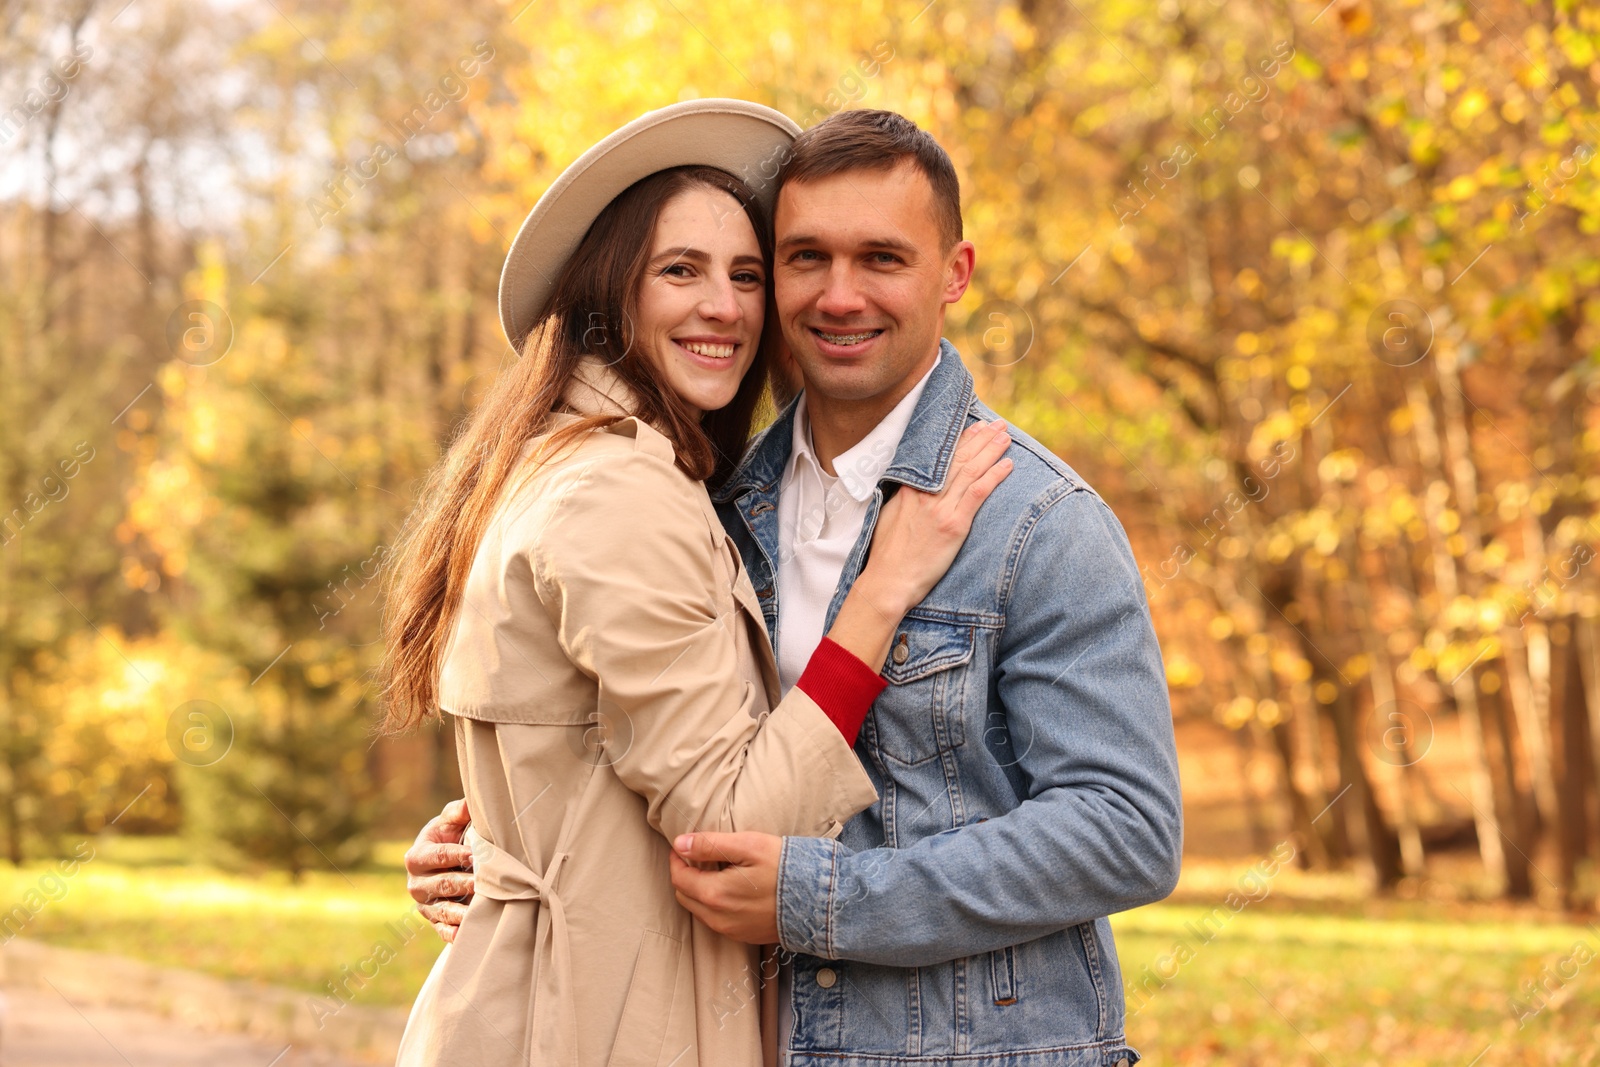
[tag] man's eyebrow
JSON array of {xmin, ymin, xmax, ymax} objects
[{"xmin": 777, "ymin": 233, "xmax": 918, "ymax": 254}]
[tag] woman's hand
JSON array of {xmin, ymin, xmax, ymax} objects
[
  {"xmin": 405, "ymin": 798, "xmax": 475, "ymax": 943},
  {"xmin": 857, "ymin": 418, "xmax": 1013, "ymax": 618},
  {"xmin": 824, "ymin": 420, "xmax": 1013, "ymax": 673}
]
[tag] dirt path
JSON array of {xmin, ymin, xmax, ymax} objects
[{"xmin": 0, "ymin": 986, "xmax": 375, "ymax": 1067}]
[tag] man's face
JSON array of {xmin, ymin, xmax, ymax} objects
[{"xmin": 773, "ymin": 162, "xmax": 972, "ymax": 404}]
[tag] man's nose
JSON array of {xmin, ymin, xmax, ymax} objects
[{"xmin": 815, "ymin": 264, "xmax": 866, "ymax": 318}]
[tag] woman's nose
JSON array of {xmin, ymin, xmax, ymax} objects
[{"xmin": 699, "ymin": 277, "xmax": 742, "ymax": 322}]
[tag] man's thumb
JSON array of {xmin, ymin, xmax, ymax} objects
[{"xmin": 674, "ymin": 831, "xmax": 743, "ymax": 864}]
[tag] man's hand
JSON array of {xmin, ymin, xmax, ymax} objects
[
  {"xmin": 405, "ymin": 798, "xmax": 475, "ymax": 943},
  {"xmin": 668, "ymin": 831, "xmax": 782, "ymax": 944}
]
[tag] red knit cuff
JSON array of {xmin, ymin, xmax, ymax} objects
[{"xmin": 795, "ymin": 636, "xmax": 888, "ymax": 746}]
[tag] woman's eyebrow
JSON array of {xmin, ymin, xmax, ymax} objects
[
  {"xmin": 652, "ymin": 247, "xmax": 765, "ymax": 270},
  {"xmin": 651, "ymin": 246, "xmax": 708, "ymax": 264}
]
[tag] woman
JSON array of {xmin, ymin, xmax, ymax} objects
[{"xmin": 383, "ymin": 100, "xmax": 1012, "ymax": 1067}]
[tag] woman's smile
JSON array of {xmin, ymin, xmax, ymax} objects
[{"xmin": 675, "ymin": 336, "xmax": 740, "ymax": 361}]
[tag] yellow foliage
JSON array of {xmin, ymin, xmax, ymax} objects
[
  {"xmin": 21, "ymin": 629, "xmax": 247, "ymax": 832},
  {"xmin": 1165, "ymin": 654, "xmax": 1203, "ymax": 689}
]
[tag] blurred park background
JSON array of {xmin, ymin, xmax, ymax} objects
[{"xmin": 2, "ymin": 0, "xmax": 1600, "ymax": 1062}]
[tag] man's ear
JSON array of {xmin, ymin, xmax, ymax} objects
[{"xmin": 943, "ymin": 240, "xmax": 976, "ymax": 305}]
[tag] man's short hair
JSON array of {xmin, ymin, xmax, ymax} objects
[{"xmin": 777, "ymin": 109, "xmax": 963, "ymax": 249}]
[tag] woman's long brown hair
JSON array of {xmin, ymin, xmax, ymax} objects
[{"xmin": 378, "ymin": 165, "xmax": 775, "ymax": 733}]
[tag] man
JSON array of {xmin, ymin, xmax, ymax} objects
[{"xmin": 407, "ymin": 109, "xmax": 1180, "ymax": 1066}]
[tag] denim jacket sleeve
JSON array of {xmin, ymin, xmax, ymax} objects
[{"xmin": 776, "ymin": 485, "xmax": 1183, "ymax": 967}]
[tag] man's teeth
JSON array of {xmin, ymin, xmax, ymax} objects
[
  {"xmin": 818, "ymin": 330, "xmax": 880, "ymax": 345},
  {"xmin": 680, "ymin": 341, "xmax": 735, "ymax": 359}
]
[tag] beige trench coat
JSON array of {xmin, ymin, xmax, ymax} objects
[{"xmin": 395, "ymin": 356, "xmax": 878, "ymax": 1067}]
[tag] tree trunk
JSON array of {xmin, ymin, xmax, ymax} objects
[
  {"xmin": 1325, "ymin": 685, "xmax": 1404, "ymax": 888},
  {"xmin": 1550, "ymin": 618, "xmax": 1592, "ymax": 910},
  {"xmin": 1266, "ymin": 716, "xmax": 1326, "ymax": 866},
  {"xmin": 1342, "ymin": 519, "xmax": 1425, "ymax": 877},
  {"xmin": 1502, "ymin": 625, "xmax": 1558, "ymax": 837},
  {"xmin": 1406, "ymin": 377, "xmax": 1512, "ymax": 892},
  {"xmin": 1, "ymin": 473, "xmax": 22, "ymax": 866},
  {"xmin": 0, "ymin": 672, "xmax": 20, "ymax": 865},
  {"xmin": 1579, "ymin": 617, "xmax": 1600, "ymax": 863},
  {"xmin": 1236, "ymin": 722, "xmax": 1274, "ymax": 855},
  {"xmin": 1483, "ymin": 680, "xmax": 1536, "ymax": 898},
  {"xmin": 1451, "ymin": 674, "xmax": 1510, "ymax": 893}
]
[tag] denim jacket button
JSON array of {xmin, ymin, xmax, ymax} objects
[
  {"xmin": 815, "ymin": 967, "xmax": 838, "ymax": 988},
  {"xmin": 891, "ymin": 635, "xmax": 909, "ymax": 664}
]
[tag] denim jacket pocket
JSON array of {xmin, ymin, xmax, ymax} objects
[{"xmin": 871, "ymin": 611, "xmax": 978, "ymax": 765}]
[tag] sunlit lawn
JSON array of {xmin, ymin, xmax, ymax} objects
[
  {"xmin": 3, "ymin": 840, "xmax": 1599, "ymax": 1064},
  {"xmin": 0, "ymin": 835, "xmax": 443, "ymax": 1009},
  {"xmin": 1115, "ymin": 859, "xmax": 1600, "ymax": 1066}
]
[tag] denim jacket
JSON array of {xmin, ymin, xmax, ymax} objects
[{"xmin": 711, "ymin": 340, "xmax": 1182, "ymax": 1067}]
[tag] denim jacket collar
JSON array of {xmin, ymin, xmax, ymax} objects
[{"xmin": 712, "ymin": 338, "xmax": 974, "ymax": 504}]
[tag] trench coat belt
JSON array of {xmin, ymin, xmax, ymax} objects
[{"xmin": 466, "ymin": 826, "xmax": 578, "ymax": 1065}]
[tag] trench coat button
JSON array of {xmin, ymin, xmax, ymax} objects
[
  {"xmin": 815, "ymin": 967, "xmax": 838, "ymax": 988},
  {"xmin": 892, "ymin": 635, "xmax": 909, "ymax": 664}
]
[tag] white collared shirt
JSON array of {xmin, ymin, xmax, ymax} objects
[
  {"xmin": 774, "ymin": 352, "xmax": 941, "ymax": 694},
  {"xmin": 772, "ymin": 350, "xmax": 941, "ymax": 1047}
]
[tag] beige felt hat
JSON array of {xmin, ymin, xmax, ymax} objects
[{"xmin": 498, "ymin": 98, "xmax": 801, "ymax": 349}]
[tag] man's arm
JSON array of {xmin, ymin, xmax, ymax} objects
[
  {"xmin": 675, "ymin": 487, "xmax": 1182, "ymax": 966},
  {"xmin": 780, "ymin": 487, "xmax": 1182, "ymax": 965},
  {"xmin": 404, "ymin": 799, "xmax": 475, "ymax": 942}
]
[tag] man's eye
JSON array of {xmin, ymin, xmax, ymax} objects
[
  {"xmin": 871, "ymin": 253, "xmax": 899, "ymax": 265},
  {"xmin": 792, "ymin": 250, "xmax": 821, "ymax": 262}
]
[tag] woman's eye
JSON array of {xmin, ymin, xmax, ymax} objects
[
  {"xmin": 662, "ymin": 264, "xmax": 692, "ymax": 277},
  {"xmin": 733, "ymin": 271, "xmax": 763, "ymax": 285}
]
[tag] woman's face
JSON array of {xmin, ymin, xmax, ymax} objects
[{"xmin": 632, "ymin": 185, "xmax": 766, "ymax": 414}]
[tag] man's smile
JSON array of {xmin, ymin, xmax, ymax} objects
[{"xmin": 811, "ymin": 328, "xmax": 883, "ymax": 345}]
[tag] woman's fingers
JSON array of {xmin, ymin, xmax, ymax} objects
[
  {"xmin": 958, "ymin": 456, "xmax": 1014, "ymax": 520},
  {"xmin": 943, "ymin": 422, "xmax": 994, "ymax": 495},
  {"xmin": 943, "ymin": 419, "xmax": 1011, "ymax": 502},
  {"xmin": 418, "ymin": 899, "xmax": 468, "ymax": 943},
  {"xmin": 965, "ymin": 422, "xmax": 1012, "ymax": 475},
  {"xmin": 952, "ymin": 418, "xmax": 1007, "ymax": 465},
  {"xmin": 946, "ymin": 420, "xmax": 990, "ymax": 469}
]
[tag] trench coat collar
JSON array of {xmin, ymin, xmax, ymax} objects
[
  {"xmin": 551, "ymin": 355, "xmax": 687, "ymax": 471},
  {"xmin": 559, "ymin": 354, "xmax": 644, "ymax": 418}
]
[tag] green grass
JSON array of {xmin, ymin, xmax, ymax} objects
[
  {"xmin": 3, "ymin": 842, "xmax": 1599, "ymax": 1064},
  {"xmin": 1113, "ymin": 860, "xmax": 1600, "ymax": 1066},
  {"xmin": 0, "ymin": 836, "xmax": 443, "ymax": 1009}
]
